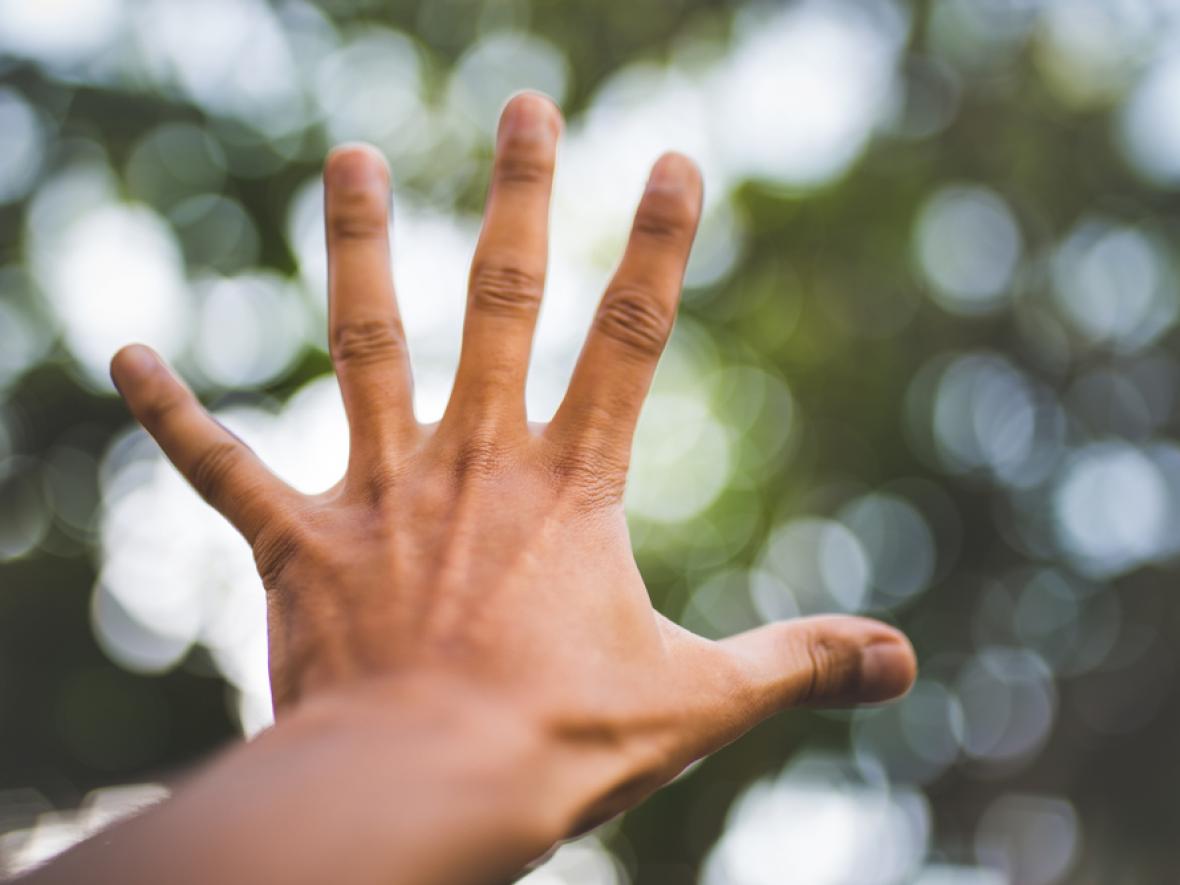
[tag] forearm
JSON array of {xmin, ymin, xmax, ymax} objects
[{"xmin": 21, "ymin": 678, "xmax": 578, "ymax": 885}]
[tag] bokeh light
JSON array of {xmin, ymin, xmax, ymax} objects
[
  {"xmin": 838, "ymin": 492, "xmax": 936, "ymax": 610},
  {"xmin": 0, "ymin": 0, "xmax": 124, "ymax": 70},
  {"xmin": 28, "ymin": 169, "xmax": 192, "ymax": 389},
  {"xmin": 191, "ymin": 273, "xmax": 306, "ymax": 389},
  {"xmin": 975, "ymin": 794, "xmax": 1078, "ymax": 885},
  {"xmin": 449, "ymin": 31, "xmax": 570, "ymax": 137},
  {"xmin": 0, "ymin": 88, "xmax": 44, "ymax": 204},
  {"xmin": 1119, "ymin": 51, "xmax": 1180, "ymax": 186},
  {"xmin": 954, "ymin": 648, "xmax": 1056, "ymax": 766},
  {"xmin": 702, "ymin": 752, "xmax": 930, "ymax": 885},
  {"xmin": 913, "ymin": 185, "xmax": 1022, "ymax": 315},
  {"xmin": 5, "ymin": 0, "xmax": 1180, "ymax": 879},
  {"xmin": 1052, "ymin": 441, "xmax": 1171, "ymax": 578},
  {"xmin": 517, "ymin": 836, "xmax": 628, "ymax": 885},
  {"xmin": 715, "ymin": 0, "xmax": 909, "ymax": 188},
  {"xmin": 1051, "ymin": 219, "xmax": 1178, "ymax": 352}
]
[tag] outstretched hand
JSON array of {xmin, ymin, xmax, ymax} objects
[{"xmin": 110, "ymin": 93, "xmax": 915, "ymax": 838}]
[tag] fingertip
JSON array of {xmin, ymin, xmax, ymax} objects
[
  {"xmin": 324, "ymin": 143, "xmax": 390, "ymax": 192},
  {"xmin": 500, "ymin": 91, "xmax": 563, "ymax": 139},
  {"xmin": 110, "ymin": 343, "xmax": 161, "ymax": 390},
  {"xmin": 800, "ymin": 616, "xmax": 917, "ymax": 705},
  {"xmin": 648, "ymin": 152, "xmax": 703, "ymax": 200},
  {"xmin": 858, "ymin": 631, "xmax": 918, "ymax": 704},
  {"xmin": 721, "ymin": 615, "xmax": 917, "ymax": 711}
]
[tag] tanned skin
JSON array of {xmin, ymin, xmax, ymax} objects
[{"xmin": 23, "ymin": 93, "xmax": 916, "ymax": 885}]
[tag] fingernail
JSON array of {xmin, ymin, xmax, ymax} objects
[{"xmin": 858, "ymin": 637, "xmax": 916, "ymax": 703}]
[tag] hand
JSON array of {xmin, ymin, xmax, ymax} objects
[{"xmin": 110, "ymin": 93, "xmax": 916, "ymax": 839}]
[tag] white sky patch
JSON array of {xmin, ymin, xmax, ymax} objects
[
  {"xmin": 132, "ymin": 0, "xmax": 305, "ymax": 135},
  {"xmin": 713, "ymin": 0, "xmax": 909, "ymax": 188},
  {"xmin": 313, "ymin": 29, "xmax": 427, "ymax": 160},
  {"xmin": 192, "ymin": 272, "xmax": 307, "ymax": 389},
  {"xmin": 30, "ymin": 193, "xmax": 192, "ymax": 391},
  {"xmin": 0, "ymin": 89, "xmax": 46, "ymax": 205},
  {"xmin": 516, "ymin": 836, "xmax": 627, "ymax": 885},
  {"xmin": 702, "ymin": 753, "xmax": 930, "ymax": 885},
  {"xmin": 0, "ymin": 0, "xmax": 125, "ymax": 70},
  {"xmin": 448, "ymin": 31, "xmax": 570, "ymax": 138},
  {"xmin": 627, "ymin": 389, "xmax": 734, "ymax": 524},
  {"xmin": 1036, "ymin": 0, "xmax": 1156, "ymax": 106}
]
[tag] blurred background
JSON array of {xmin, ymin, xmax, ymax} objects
[{"xmin": 0, "ymin": 0, "xmax": 1178, "ymax": 881}]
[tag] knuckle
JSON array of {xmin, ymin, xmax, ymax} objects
[
  {"xmin": 797, "ymin": 631, "xmax": 858, "ymax": 705},
  {"xmin": 351, "ymin": 459, "xmax": 412, "ymax": 512},
  {"xmin": 469, "ymin": 261, "xmax": 544, "ymax": 318},
  {"xmin": 332, "ymin": 318, "xmax": 405, "ymax": 368},
  {"xmin": 594, "ymin": 286, "xmax": 672, "ymax": 359},
  {"xmin": 546, "ymin": 443, "xmax": 626, "ymax": 509},
  {"xmin": 328, "ymin": 213, "xmax": 386, "ymax": 243},
  {"xmin": 451, "ymin": 430, "xmax": 508, "ymax": 481},
  {"xmin": 495, "ymin": 149, "xmax": 554, "ymax": 187},
  {"xmin": 188, "ymin": 441, "xmax": 243, "ymax": 506},
  {"xmin": 364, "ymin": 462, "xmax": 402, "ymax": 506},
  {"xmin": 326, "ymin": 191, "xmax": 388, "ymax": 243},
  {"xmin": 634, "ymin": 190, "xmax": 696, "ymax": 242}
]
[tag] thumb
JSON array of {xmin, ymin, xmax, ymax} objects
[{"xmin": 719, "ymin": 615, "xmax": 917, "ymax": 716}]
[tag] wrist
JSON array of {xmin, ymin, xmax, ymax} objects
[{"xmin": 280, "ymin": 673, "xmax": 593, "ymax": 856}]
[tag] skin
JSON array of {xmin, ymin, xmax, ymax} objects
[{"xmin": 23, "ymin": 94, "xmax": 916, "ymax": 884}]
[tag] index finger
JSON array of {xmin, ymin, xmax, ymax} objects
[{"xmin": 111, "ymin": 345, "xmax": 301, "ymax": 544}]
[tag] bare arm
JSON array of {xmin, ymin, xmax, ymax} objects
[{"xmin": 23, "ymin": 93, "xmax": 916, "ymax": 885}]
